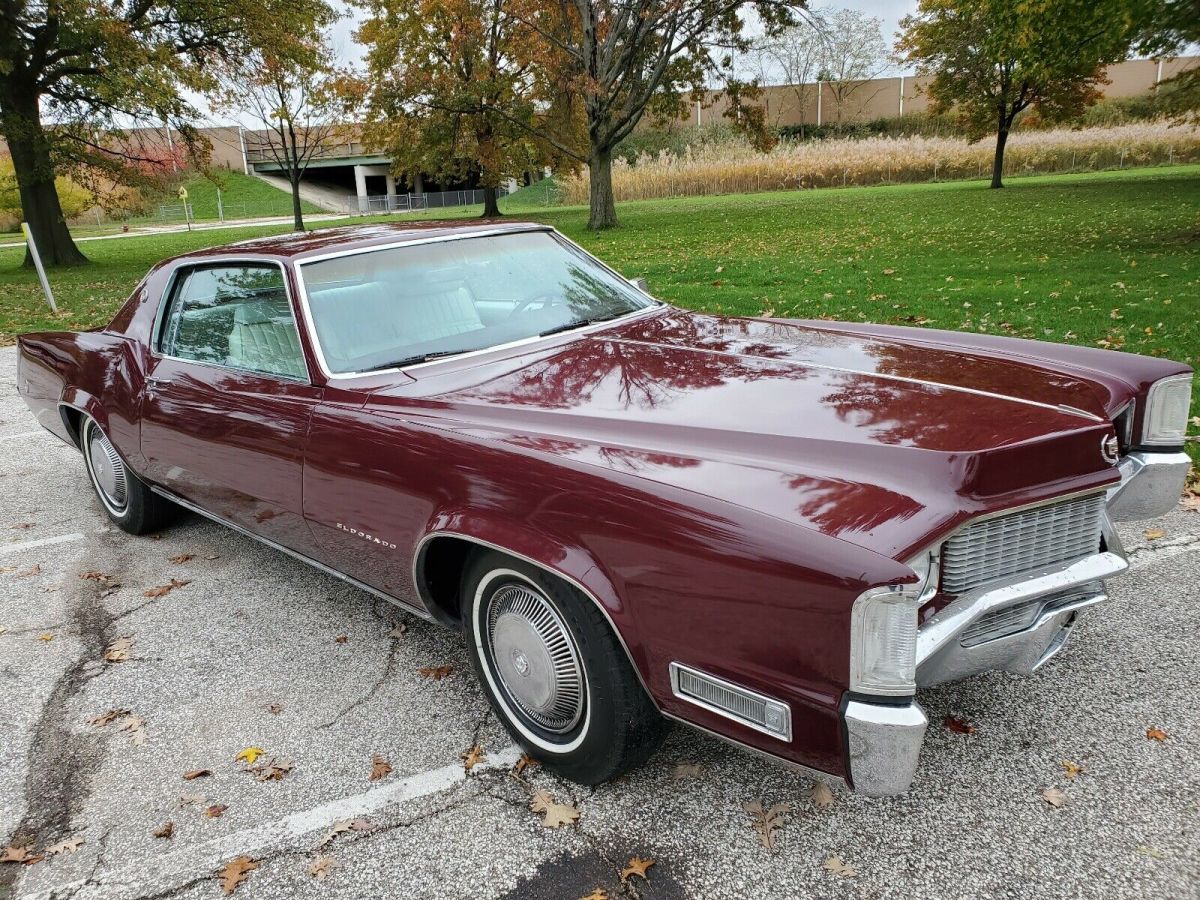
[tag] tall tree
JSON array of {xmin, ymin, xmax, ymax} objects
[
  {"xmin": 527, "ymin": 0, "xmax": 810, "ymax": 230},
  {"xmin": 0, "ymin": 0, "xmax": 336, "ymax": 267},
  {"xmin": 897, "ymin": 0, "xmax": 1137, "ymax": 189},
  {"xmin": 227, "ymin": 39, "xmax": 344, "ymax": 231},
  {"xmin": 816, "ymin": 8, "xmax": 891, "ymax": 129},
  {"xmin": 356, "ymin": 0, "xmax": 550, "ymax": 218},
  {"xmin": 1132, "ymin": 0, "xmax": 1200, "ymax": 120},
  {"xmin": 743, "ymin": 18, "xmax": 824, "ymax": 133}
]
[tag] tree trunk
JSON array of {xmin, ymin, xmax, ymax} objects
[
  {"xmin": 290, "ymin": 173, "xmax": 305, "ymax": 231},
  {"xmin": 587, "ymin": 147, "xmax": 617, "ymax": 230},
  {"xmin": 1, "ymin": 90, "xmax": 88, "ymax": 267},
  {"xmin": 481, "ymin": 185, "xmax": 501, "ymax": 218},
  {"xmin": 991, "ymin": 125, "xmax": 1009, "ymax": 189}
]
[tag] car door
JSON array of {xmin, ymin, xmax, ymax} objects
[{"xmin": 139, "ymin": 261, "xmax": 323, "ymax": 556}]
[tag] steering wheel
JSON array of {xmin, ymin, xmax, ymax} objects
[{"xmin": 507, "ymin": 294, "xmax": 560, "ymax": 319}]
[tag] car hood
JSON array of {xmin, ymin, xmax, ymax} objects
[{"xmin": 367, "ymin": 310, "xmax": 1123, "ymax": 559}]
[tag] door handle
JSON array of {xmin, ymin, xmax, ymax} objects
[{"xmin": 146, "ymin": 375, "xmax": 173, "ymax": 387}]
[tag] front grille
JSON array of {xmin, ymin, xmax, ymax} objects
[{"xmin": 941, "ymin": 493, "xmax": 1105, "ymax": 596}]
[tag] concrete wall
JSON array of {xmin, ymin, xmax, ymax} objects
[{"xmin": 686, "ymin": 56, "xmax": 1197, "ymax": 130}]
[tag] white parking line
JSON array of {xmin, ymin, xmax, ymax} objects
[
  {"xmin": 0, "ymin": 533, "xmax": 85, "ymax": 557},
  {"xmin": 21, "ymin": 745, "xmax": 522, "ymax": 900}
]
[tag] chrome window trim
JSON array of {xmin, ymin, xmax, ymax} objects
[
  {"xmin": 151, "ymin": 258, "xmax": 313, "ymax": 385},
  {"xmin": 291, "ymin": 227, "xmax": 661, "ymax": 381},
  {"xmin": 411, "ymin": 530, "xmax": 658, "ymax": 709}
]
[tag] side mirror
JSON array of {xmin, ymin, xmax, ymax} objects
[{"xmin": 631, "ymin": 277, "xmax": 649, "ymax": 293}]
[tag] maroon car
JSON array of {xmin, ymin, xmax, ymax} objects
[{"xmin": 16, "ymin": 222, "xmax": 1193, "ymax": 794}]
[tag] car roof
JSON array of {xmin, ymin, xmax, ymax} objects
[{"xmin": 176, "ymin": 220, "xmax": 550, "ymax": 263}]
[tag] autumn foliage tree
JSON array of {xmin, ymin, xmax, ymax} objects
[
  {"xmin": 897, "ymin": 0, "xmax": 1138, "ymax": 189},
  {"xmin": 356, "ymin": 0, "xmax": 551, "ymax": 217},
  {"xmin": 0, "ymin": 0, "xmax": 336, "ymax": 266},
  {"xmin": 527, "ymin": 0, "xmax": 811, "ymax": 230}
]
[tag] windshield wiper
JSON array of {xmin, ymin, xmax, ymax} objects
[
  {"xmin": 370, "ymin": 348, "xmax": 481, "ymax": 371},
  {"xmin": 539, "ymin": 310, "xmax": 628, "ymax": 338}
]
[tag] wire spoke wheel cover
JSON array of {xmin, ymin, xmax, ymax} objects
[
  {"xmin": 85, "ymin": 423, "xmax": 128, "ymax": 514},
  {"xmin": 484, "ymin": 581, "xmax": 585, "ymax": 734}
]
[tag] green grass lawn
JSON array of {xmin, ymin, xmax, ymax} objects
[
  {"xmin": 168, "ymin": 170, "xmax": 321, "ymax": 221},
  {"xmin": 1, "ymin": 166, "xmax": 1197, "ymax": 448}
]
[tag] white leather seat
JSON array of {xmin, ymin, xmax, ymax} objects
[{"xmin": 227, "ymin": 299, "xmax": 306, "ymax": 379}]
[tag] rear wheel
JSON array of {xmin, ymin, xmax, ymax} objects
[
  {"xmin": 461, "ymin": 550, "xmax": 665, "ymax": 784},
  {"xmin": 82, "ymin": 417, "xmax": 178, "ymax": 535}
]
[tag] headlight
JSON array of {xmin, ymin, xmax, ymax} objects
[
  {"xmin": 1142, "ymin": 374, "xmax": 1193, "ymax": 447},
  {"xmin": 849, "ymin": 551, "xmax": 940, "ymax": 697}
]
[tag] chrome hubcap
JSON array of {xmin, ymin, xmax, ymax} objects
[
  {"xmin": 87, "ymin": 425, "xmax": 128, "ymax": 512},
  {"xmin": 486, "ymin": 582, "xmax": 584, "ymax": 733}
]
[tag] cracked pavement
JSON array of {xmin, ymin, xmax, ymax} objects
[{"xmin": 1, "ymin": 345, "xmax": 1198, "ymax": 899}]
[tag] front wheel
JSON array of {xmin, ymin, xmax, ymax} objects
[
  {"xmin": 461, "ymin": 551, "xmax": 666, "ymax": 784},
  {"xmin": 81, "ymin": 416, "xmax": 179, "ymax": 535}
]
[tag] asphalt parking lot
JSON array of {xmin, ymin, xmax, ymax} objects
[{"xmin": 1, "ymin": 344, "xmax": 1198, "ymax": 900}]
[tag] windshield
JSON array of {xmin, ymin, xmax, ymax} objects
[{"xmin": 298, "ymin": 230, "xmax": 655, "ymax": 374}]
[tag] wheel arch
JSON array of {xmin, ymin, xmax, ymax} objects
[{"xmin": 412, "ymin": 529, "xmax": 658, "ymax": 710}]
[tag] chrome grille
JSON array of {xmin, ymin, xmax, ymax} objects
[{"xmin": 941, "ymin": 494, "xmax": 1105, "ymax": 596}]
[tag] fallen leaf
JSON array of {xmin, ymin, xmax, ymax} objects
[
  {"xmin": 204, "ymin": 804, "xmax": 228, "ymax": 819},
  {"xmin": 309, "ymin": 855, "xmax": 336, "ymax": 880},
  {"xmin": 103, "ymin": 635, "xmax": 133, "ymax": 662},
  {"xmin": 44, "ymin": 837, "xmax": 83, "ymax": 856},
  {"xmin": 88, "ymin": 708, "xmax": 130, "ymax": 727},
  {"xmin": 809, "ymin": 782, "xmax": 835, "ymax": 809},
  {"xmin": 235, "ymin": 747, "xmax": 265, "ymax": 765},
  {"xmin": 19, "ymin": 564, "xmax": 41, "ymax": 577},
  {"xmin": 530, "ymin": 790, "xmax": 579, "ymax": 828},
  {"xmin": 1041, "ymin": 787, "xmax": 1067, "ymax": 808},
  {"xmin": 154, "ymin": 822, "xmax": 174, "ymax": 839},
  {"xmin": 169, "ymin": 553, "xmax": 195, "ymax": 564},
  {"xmin": 144, "ymin": 578, "xmax": 190, "ymax": 598},
  {"xmin": 317, "ymin": 821, "xmax": 351, "ymax": 849},
  {"xmin": 369, "ymin": 754, "xmax": 392, "ymax": 782},
  {"xmin": 10, "ymin": 522, "xmax": 33, "ymax": 529},
  {"xmin": 944, "ymin": 714, "xmax": 976, "ymax": 734},
  {"xmin": 388, "ymin": 623, "xmax": 407, "ymax": 638},
  {"xmin": 334, "ymin": 634, "xmax": 348, "ymax": 644},
  {"xmin": 0, "ymin": 845, "xmax": 37, "ymax": 864},
  {"xmin": 672, "ymin": 762, "xmax": 703, "ymax": 780},
  {"xmin": 80, "ymin": 571, "xmax": 114, "ymax": 581},
  {"xmin": 250, "ymin": 758, "xmax": 293, "ymax": 782},
  {"xmin": 0, "ymin": 627, "xmax": 7, "ymax": 636},
  {"xmin": 418, "ymin": 665, "xmax": 453, "ymax": 680},
  {"xmin": 743, "ymin": 800, "xmax": 790, "ymax": 850},
  {"xmin": 217, "ymin": 856, "xmax": 258, "ymax": 895},
  {"xmin": 620, "ymin": 856, "xmax": 655, "ymax": 883},
  {"xmin": 460, "ymin": 744, "xmax": 485, "ymax": 772},
  {"xmin": 1181, "ymin": 495, "xmax": 1200, "ymax": 513},
  {"xmin": 37, "ymin": 632, "xmax": 53, "ymax": 642},
  {"xmin": 1062, "ymin": 760, "xmax": 1083, "ymax": 780},
  {"xmin": 1143, "ymin": 528, "xmax": 1166, "ymax": 540},
  {"xmin": 183, "ymin": 769, "xmax": 212, "ymax": 781},
  {"xmin": 266, "ymin": 703, "xmax": 283, "ymax": 715},
  {"xmin": 823, "ymin": 854, "xmax": 858, "ymax": 878},
  {"xmin": 349, "ymin": 817, "xmax": 376, "ymax": 833},
  {"xmin": 513, "ymin": 754, "xmax": 538, "ymax": 777},
  {"xmin": 115, "ymin": 714, "xmax": 147, "ymax": 745},
  {"xmin": 1146, "ymin": 726, "xmax": 1169, "ymax": 742},
  {"xmin": 1136, "ymin": 844, "xmax": 1165, "ymax": 859},
  {"xmin": 579, "ymin": 890, "xmax": 608, "ymax": 900}
]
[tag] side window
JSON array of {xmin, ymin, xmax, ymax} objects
[{"xmin": 160, "ymin": 265, "xmax": 307, "ymax": 380}]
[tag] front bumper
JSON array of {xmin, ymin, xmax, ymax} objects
[
  {"xmin": 842, "ymin": 548, "xmax": 1129, "ymax": 796},
  {"xmin": 1106, "ymin": 450, "xmax": 1192, "ymax": 521}
]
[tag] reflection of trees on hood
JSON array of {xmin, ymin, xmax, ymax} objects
[
  {"xmin": 459, "ymin": 336, "xmax": 791, "ymax": 413},
  {"xmin": 785, "ymin": 474, "xmax": 923, "ymax": 536}
]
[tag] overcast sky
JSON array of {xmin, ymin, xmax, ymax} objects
[{"xmin": 324, "ymin": 1, "xmax": 921, "ymax": 70}]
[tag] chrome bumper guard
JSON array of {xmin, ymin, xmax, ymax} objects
[{"xmin": 1106, "ymin": 450, "xmax": 1192, "ymax": 521}]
